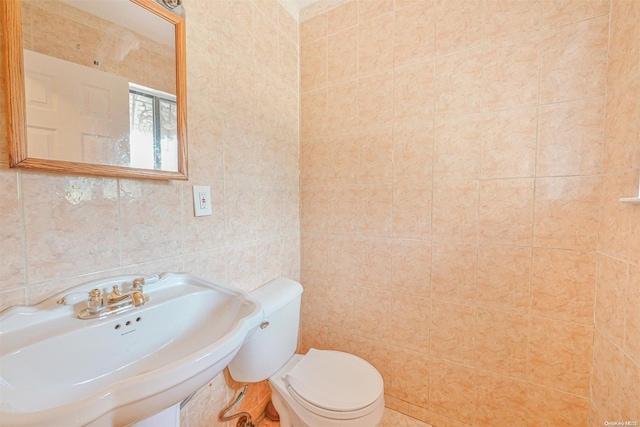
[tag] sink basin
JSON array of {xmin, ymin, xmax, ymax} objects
[{"xmin": 0, "ymin": 273, "xmax": 263, "ymax": 427}]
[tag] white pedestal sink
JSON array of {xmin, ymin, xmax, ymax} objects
[{"xmin": 0, "ymin": 273, "xmax": 263, "ymax": 427}]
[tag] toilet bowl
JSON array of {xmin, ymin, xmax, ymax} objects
[
  {"xmin": 227, "ymin": 278, "xmax": 385, "ymax": 427},
  {"xmin": 269, "ymin": 351, "xmax": 385, "ymax": 427}
]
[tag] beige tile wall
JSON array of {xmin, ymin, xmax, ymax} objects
[
  {"xmin": 0, "ymin": 0, "xmax": 299, "ymax": 425},
  {"xmin": 591, "ymin": 0, "xmax": 640, "ymax": 425},
  {"xmin": 299, "ymin": 0, "xmax": 638, "ymax": 426}
]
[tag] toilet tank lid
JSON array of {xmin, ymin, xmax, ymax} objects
[{"xmin": 250, "ymin": 277, "xmax": 303, "ymax": 317}]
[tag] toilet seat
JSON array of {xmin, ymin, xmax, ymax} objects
[{"xmin": 282, "ymin": 349, "xmax": 384, "ymax": 419}]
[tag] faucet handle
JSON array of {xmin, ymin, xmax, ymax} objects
[
  {"xmin": 132, "ymin": 274, "xmax": 159, "ymax": 290},
  {"xmin": 87, "ymin": 289, "xmax": 103, "ymax": 313},
  {"xmin": 57, "ymin": 292, "xmax": 88, "ymax": 306},
  {"xmin": 132, "ymin": 277, "xmax": 145, "ymax": 290}
]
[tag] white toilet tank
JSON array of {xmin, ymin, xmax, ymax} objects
[{"xmin": 227, "ymin": 277, "xmax": 304, "ymax": 383}]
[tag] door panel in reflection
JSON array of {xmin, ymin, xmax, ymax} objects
[{"xmin": 24, "ymin": 49, "xmax": 129, "ymax": 165}]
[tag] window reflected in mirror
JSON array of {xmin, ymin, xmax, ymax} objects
[{"xmin": 129, "ymin": 84, "xmax": 178, "ymax": 171}]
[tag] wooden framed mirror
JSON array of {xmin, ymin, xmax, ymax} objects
[{"xmin": 1, "ymin": 0, "xmax": 188, "ymax": 180}]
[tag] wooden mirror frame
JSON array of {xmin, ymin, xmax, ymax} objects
[{"xmin": 1, "ymin": 0, "xmax": 188, "ymax": 180}]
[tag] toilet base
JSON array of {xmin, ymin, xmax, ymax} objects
[{"xmin": 265, "ymin": 401, "xmax": 280, "ymax": 421}]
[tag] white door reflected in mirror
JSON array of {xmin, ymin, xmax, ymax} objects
[{"xmin": 24, "ymin": 50, "xmax": 130, "ymax": 165}]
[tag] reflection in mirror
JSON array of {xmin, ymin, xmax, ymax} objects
[
  {"xmin": 129, "ymin": 83, "xmax": 178, "ymax": 170},
  {"xmin": 21, "ymin": 0, "xmax": 178, "ymax": 171},
  {"xmin": 2, "ymin": 0, "xmax": 188, "ymax": 180}
]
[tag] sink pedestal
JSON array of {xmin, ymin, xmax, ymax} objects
[{"xmin": 134, "ymin": 404, "xmax": 180, "ymax": 427}]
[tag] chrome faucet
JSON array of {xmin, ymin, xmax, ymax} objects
[{"xmin": 72, "ymin": 276, "xmax": 157, "ymax": 320}]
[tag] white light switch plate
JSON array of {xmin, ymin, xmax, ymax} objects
[{"xmin": 193, "ymin": 185, "xmax": 212, "ymax": 217}]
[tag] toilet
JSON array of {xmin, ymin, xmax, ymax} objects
[{"xmin": 228, "ymin": 277, "xmax": 385, "ymax": 427}]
